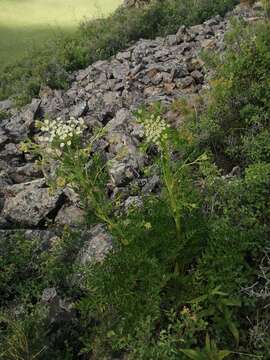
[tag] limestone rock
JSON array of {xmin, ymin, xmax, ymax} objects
[
  {"xmin": 201, "ymin": 38, "xmax": 217, "ymax": 49},
  {"xmin": 124, "ymin": 196, "xmax": 143, "ymax": 211},
  {"xmin": 2, "ymin": 179, "xmax": 63, "ymax": 227},
  {"xmin": 191, "ymin": 70, "xmax": 204, "ymax": 83},
  {"xmin": 0, "ymin": 129, "xmax": 8, "ymax": 146},
  {"xmin": 42, "ymin": 287, "xmax": 58, "ymax": 303},
  {"xmin": 11, "ymin": 163, "xmax": 42, "ymax": 183},
  {"xmin": 55, "ymin": 204, "xmax": 85, "ymax": 226},
  {"xmin": 0, "ymin": 99, "xmax": 12, "ymax": 111},
  {"xmin": 77, "ymin": 224, "xmax": 113, "ymax": 265},
  {"xmin": 69, "ymin": 101, "xmax": 88, "ymax": 118},
  {"xmin": 108, "ymin": 160, "xmax": 130, "ymax": 186},
  {"xmin": 106, "ymin": 109, "xmax": 131, "ymax": 132},
  {"xmin": 253, "ymin": 1, "xmax": 264, "ymax": 11}
]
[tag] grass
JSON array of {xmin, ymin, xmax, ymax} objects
[{"xmin": 0, "ymin": 0, "xmax": 122, "ymax": 70}]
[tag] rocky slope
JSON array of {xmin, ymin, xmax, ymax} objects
[{"xmin": 0, "ymin": 3, "xmax": 263, "ymax": 251}]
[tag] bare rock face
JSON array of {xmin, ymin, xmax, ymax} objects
[{"xmin": 2, "ymin": 179, "xmax": 63, "ymax": 227}]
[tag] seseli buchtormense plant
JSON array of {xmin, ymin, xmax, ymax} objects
[
  {"xmin": 20, "ymin": 116, "xmax": 128, "ymax": 245},
  {"xmin": 39, "ymin": 116, "xmax": 86, "ymax": 148},
  {"xmin": 136, "ymin": 107, "xmax": 207, "ymax": 251}
]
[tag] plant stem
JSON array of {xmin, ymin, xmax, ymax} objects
[{"xmin": 161, "ymin": 146, "xmax": 182, "ymax": 243}]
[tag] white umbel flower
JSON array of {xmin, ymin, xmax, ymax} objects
[
  {"xmin": 138, "ymin": 113, "xmax": 169, "ymax": 147},
  {"xmin": 40, "ymin": 116, "xmax": 87, "ymax": 148}
]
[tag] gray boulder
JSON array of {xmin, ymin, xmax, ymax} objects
[
  {"xmin": 77, "ymin": 224, "xmax": 113, "ymax": 265},
  {"xmin": 55, "ymin": 204, "xmax": 85, "ymax": 226},
  {"xmin": 69, "ymin": 101, "xmax": 88, "ymax": 118},
  {"xmin": 0, "ymin": 99, "xmax": 12, "ymax": 112},
  {"xmin": 2, "ymin": 179, "xmax": 63, "ymax": 226}
]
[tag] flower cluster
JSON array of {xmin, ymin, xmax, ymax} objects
[
  {"xmin": 138, "ymin": 112, "xmax": 169, "ymax": 147},
  {"xmin": 39, "ymin": 117, "xmax": 86, "ymax": 148}
]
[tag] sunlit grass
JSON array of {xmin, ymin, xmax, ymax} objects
[{"xmin": 0, "ymin": 0, "xmax": 121, "ymax": 69}]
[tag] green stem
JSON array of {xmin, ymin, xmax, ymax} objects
[{"xmin": 161, "ymin": 146, "xmax": 182, "ymax": 242}]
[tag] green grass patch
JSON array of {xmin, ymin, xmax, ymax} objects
[{"xmin": 0, "ymin": 0, "xmax": 121, "ymax": 70}]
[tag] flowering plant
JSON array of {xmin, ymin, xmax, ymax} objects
[
  {"xmin": 38, "ymin": 116, "xmax": 87, "ymax": 149},
  {"xmin": 20, "ymin": 116, "xmax": 128, "ymax": 245},
  {"xmin": 20, "ymin": 116, "xmax": 88, "ymax": 183},
  {"xmin": 136, "ymin": 109, "xmax": 169, "ymax": 148},
  {"xmin": 136, "ymin": 105, "xmax": 208, "ymax": 267}
]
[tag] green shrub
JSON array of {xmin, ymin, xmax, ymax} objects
[
  {"xmin": 198, "ymin": 21, "xmax": 270, "ymax": 167},
  {"xmin": 0, "ymin": 309, "xmax": 48, "ymax": 360},
  {"xmin": 0, "ymin": 229, "xmax": 86, "ymax": 360},
  {"xmin": 0, "ymin": 232, "xmax": 42, "ymax": 307},
  {"xmin": 0, "ymin": 229, "xmax": 83, "ymax": 309},
  {"xmin": 186, "ymin": 20, "xmax": 270, "ymax": 357}
]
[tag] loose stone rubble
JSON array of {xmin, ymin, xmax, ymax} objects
[{"xmin": 0, "ymin": 3, "xmax": 263, "ymax": 253}]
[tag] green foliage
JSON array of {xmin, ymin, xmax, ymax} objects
[
  {"xmin": 23, "ymin": 109, "xmax": 210, "ymax": 357},
  {"xmin": 126, "ymin": 307, "xmax": 208, "ymax": 360},
  {"xmin": 181, "ymin": 334, "xmax": 231, "ymax": 360},
  {"xmin": 186, "ymin": 20, "xmax": 270, "ymax": 357},
  {"xmin": 0, "ymin": 230, "xmax": 84, "ymax": 359},
  {"xmin": 0, "ymin": 0, "xmax": 237, "ymax": 105},
  {"xmin": 0, "ymin": 110, "xmax": 8, "ymax": 121},
  {"xmin": 0, "ymin": 232, "xmax": 42, "ymax": 307},
  {"xmin": 77, "ymin": 197, "xmax": 208, "ymax": 357},
  {"xmin": 0, "ymin": 229, "xmax": 83, "ymax": 309},
  {"xmin": 0, "ymin": 309, "xmax": 48, "ymax": 360},
  {"xmin": 188, "ymin": 287, "xmax": 241, "ymax": 346},
  {"xmin": 192, "ymin": 21, "xmax": 270, "ymax": 294},
  {"xmin": 198, "ymin": 21, "xmax": 270, "ymax": 167},
  {"xmin": 78, "ymin": 238, "xmax": 165, "ymax": 356}
]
